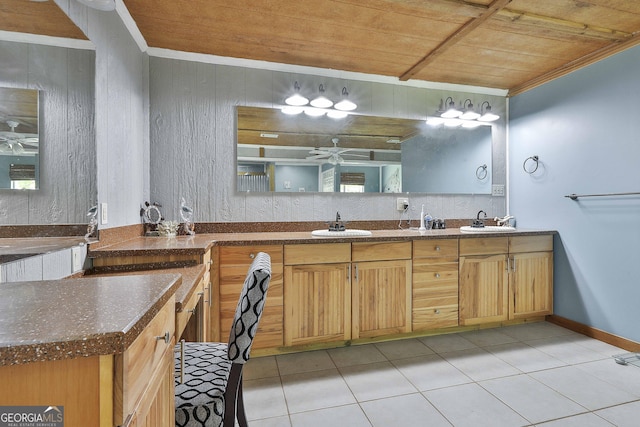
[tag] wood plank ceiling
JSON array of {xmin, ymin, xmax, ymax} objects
[{"xmin": 2, "ymin": 0, "xmax": 640, "ymax": 95}]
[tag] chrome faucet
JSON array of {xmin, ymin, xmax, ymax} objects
[
  {"xmin": 494, "ymin": 215, "xmax": 514, "ymax": 227},
  {"xmin": 472, "ymin": 210, "xmax": 487, "ymax": 228}
]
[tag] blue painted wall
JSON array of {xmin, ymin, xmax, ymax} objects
[{"xmin": 509, "ymin": 45, "xmax": 640, "ymax": 343}]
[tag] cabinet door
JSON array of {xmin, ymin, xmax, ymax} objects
[
  {"xmin": 126, "ymin": 343, "xmax": 176, "ymax": 427},
  {"xmin": 219, "ymin": 245, "xmax": 284, "ymax": 349},
  {"xmin": 459, "ymin": 254, "xmax": 508, "ymax": 325},
  {"xmin": 284, "ymin": 263, "xmax": 351, "ymax": 346},
  {"xmin": 509, "ymin": 251, "xmax": 553, "ymax": 318},
  {"xmin": 353, "ymin": 259, "xmax": 411, "ymax": 339}
]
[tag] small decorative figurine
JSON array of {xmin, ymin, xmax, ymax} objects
[{"xmin": 180, "ymin": 197, "xmax": 195, "ymax": 235}]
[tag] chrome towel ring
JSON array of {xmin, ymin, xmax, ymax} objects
[
  {"xmin": 476, "ymin": 164, "xmax": 488, "ymax": 180},
  {"xmin": 523, "ymin": 155, "xmax": 539, "ymax": 174}
]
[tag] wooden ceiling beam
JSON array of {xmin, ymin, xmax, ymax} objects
[
  {"xmin": 508, "ymin": 33, "xmax": 640, "ymax": 96},
  {"xmin": 399, "ymin": 0, "xmax": 513, "ymax": 81}
]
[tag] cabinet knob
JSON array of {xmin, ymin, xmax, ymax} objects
[
  {"xmin": 249, "ymin": 253, "xmax": 255, "ymax": 259},
  {"xmin": 156, "ymin": 331, "xmax": 171, "ymax": 344},
  {"xmin": 434, "ymin": 309, "xmax": 441, "ymax": 314},
  {"xmin": 435, "ymin": 246, "xmax": 441, "ymax": 251},
  {"xmin": 435, "ymin": 273, "xmax": 441, "ymax": 278}
]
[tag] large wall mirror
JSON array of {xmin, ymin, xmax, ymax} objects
[
  {"xmin": 236, "ymin": 106, "xmax": 492, "ymax": 194},
  {"xmin": 0, "ymin": 87, "xmax": 39, "ymax": 190}
]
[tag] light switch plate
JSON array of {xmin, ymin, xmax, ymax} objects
[
  {"xmin": 71, "ymin": 246, "xmax": 83, "ymax": 272},
  {"xmin": 100, "ymin": 203, "xmax": 108, "ymax": 224}
]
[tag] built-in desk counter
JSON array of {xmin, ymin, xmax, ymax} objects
[{"xmin": 0, "ymin": 274, "xmax": 181, "ymax": 426}]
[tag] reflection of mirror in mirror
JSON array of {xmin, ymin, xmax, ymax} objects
[
  {"xmin": 0, "ymin": 87, "xmax": 39, "ymax": 190},
  {"xmin": 236, "ymin": 106, "xmax": 492, "ymax": 194}
]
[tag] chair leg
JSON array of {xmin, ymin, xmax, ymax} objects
[
  {"xmin": 236, "ymin": 377, "xmax": 248, "ymax": 427},
  {"xmin": 223, "ymin": 364, "xmax": 243, "ymax": 427}
]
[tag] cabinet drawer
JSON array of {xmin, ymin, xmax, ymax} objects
[
  {"xmin": 176, "ymin": 286, "xmax": 201, "ymax": 339},
  {"xmin": 412, "ymin": 261, "xmax": 458, "ymax": 282},
  {"xmin": 352, "ymin": 241, "xmax": 411, "ymax": 262},
  {"xmin": 284, "ymin": 243, "xmax": 350, "ymax": 265},
  {"xmin": 413, "ymin": 239, "xmax": 458, "ymax": 259},
  {"xmin": 459, "ymin": 237, "xmax": 508, "ymax": 256},
  {"xmin": 220, "ymin": 245, "xmax": 283, "ymax": 267},
  {"xmin": 116, "ymin": 296, "xmax": 175, "ymax": 422},
  {"xmin": 509, "ymin": 235, "xmax": 553, "ymax": 253}
]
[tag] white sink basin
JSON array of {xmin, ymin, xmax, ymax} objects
[
  {"xmin": 312, "ymin": 229, "xmax": 372, "ymax": 237},
  {"xmin": 460, "ymin": 225, "xmax": 516, "ymax": 233}
]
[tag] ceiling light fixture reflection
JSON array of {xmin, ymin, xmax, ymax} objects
[
  {"xmin": 281, "ymin": 106, "xmax": 304, "ymax": 115},
  {"xmin": 303, "ymin": 107, "xmax": 326, "ymax": 117},
  {"xmin": 327, "ymin": 110, "xmax": 348, "ymax": 119}
]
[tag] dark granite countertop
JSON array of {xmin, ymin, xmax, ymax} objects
[
  {"xmin": 0, "ymin": 236, "xmax": 88, "ymax": 263},
  {"xmin": 88, "ymin": 228, "xmax": 556, "ymax": 258},
  {"xmin": 0, "ymin": 273, "xmax": 181, "ymax": 366},
  {"xmin": 85, "ymin": 265, "xmax": 206, "ymax": 312}
]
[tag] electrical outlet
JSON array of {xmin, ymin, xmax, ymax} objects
[
  {"xmin": 100, "ymin": 203, "xmax": 108, "ymax": 224},
  {"xmin": 492, "ymin": 185, "xmax": 505, "ymax": 196},
  {"xmin": 396, "ymin": 197, "xmax": 409, "ymax": 211}
]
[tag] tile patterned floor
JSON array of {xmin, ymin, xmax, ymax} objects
[{"xmin": 242, "ymin": 322, "xmax": 640, "ymax": 427}]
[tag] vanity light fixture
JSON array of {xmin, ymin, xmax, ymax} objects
[
  {"xmin": 460, "ymin": 99, "xmax": 481, "ymax": 120},
  {"xmin": 285, "ymin": 81, "xmax": 309, "ymax": 106},
  {"xmin": 478, "ymin": 101, "xmax": 500, "ymax": 122},
  {"xmin": 334, "ymin": 87, "xmax": 357, "ymax": 111},
  {"xmin": 310, "ymin": 84, "xmax": 334, "ymax": 108},
  {"xmin": 440, "ymin": 97, "xmax": 462, "ymax": 118}
]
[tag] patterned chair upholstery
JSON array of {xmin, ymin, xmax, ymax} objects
[{"xmin": 175, "ymin": 252, "xmax": 271, "ymax": 427}]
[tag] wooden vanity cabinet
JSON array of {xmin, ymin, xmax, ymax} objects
[
  {"xmin": 508, "ymin": 235, "xmax": 553, "ymax": 319},
  {"xmin": 459, "ymin": 237, "xmax": 509, "ymax": 325},
  {"xmin": 284, "ymin": 243, "xmax": 351, "ymax": 346},
  {"xmin": 218, "ymin": 245, "xmax": 284, "ymax": 349},
  {"xmin": 459, "ymin": 235, "xmax": 554, "ymax": 326},
  {"xmin": 114, "ymin": 297, "xmax": 176, "ymax": 426},
  {"xmin": 412, "ymin": 239, "xmax": 459, "ymax": 331},
  {"xmin": 351, "ymin": 241, "xmax": 412, "ymax": 339},
  {"xmin": 0, "ymin": 296, "xmax": 177, "ymax": 427}
]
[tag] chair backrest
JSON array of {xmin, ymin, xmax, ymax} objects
[{"xmin": 227, "ymin": 252, "xmax": 272, "ymax": 363}]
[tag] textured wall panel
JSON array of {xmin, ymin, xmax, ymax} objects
[
  {"xmin": 148, "ymin": 58, "xmax": 507, "ymax": 223},
  {"xmin": 0, "ymin": 40, "xmax": 96, "ymax": 225}
]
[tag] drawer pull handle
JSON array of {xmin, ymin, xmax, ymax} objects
[
  {"xmin": 156, "ymin": 331, "xmax": 171, "ymax": 344},
  {"xmin": 249, "ymin": 253, "xmax": 255, "ymax": 259},
  {"xmin": 204, "ymin": 285, "xmax": 210, "ymax": 304},
  {"xmin": 188, "ymin": 308, "xmax": 197, "ymax": 315},
  {"xmin": 435, "ymin": 273, "xmax": 440, "ymax": 278},
  {"xmin": 434, "ymin": 309, "xmax": 441, "ymax": 314}
]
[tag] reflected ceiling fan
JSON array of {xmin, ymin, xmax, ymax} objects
[
  {"xmin": 306, "ymin": 138, "xmax": 369, "ymax": 165},
  {"xmin": 0, "ymin": 121, "xmax": 39, "ymax": 155}
]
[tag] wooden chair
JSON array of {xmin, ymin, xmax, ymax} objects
[{"xmin": 174, "ymin": 252, "xmax": 271, "ymax": 427}]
